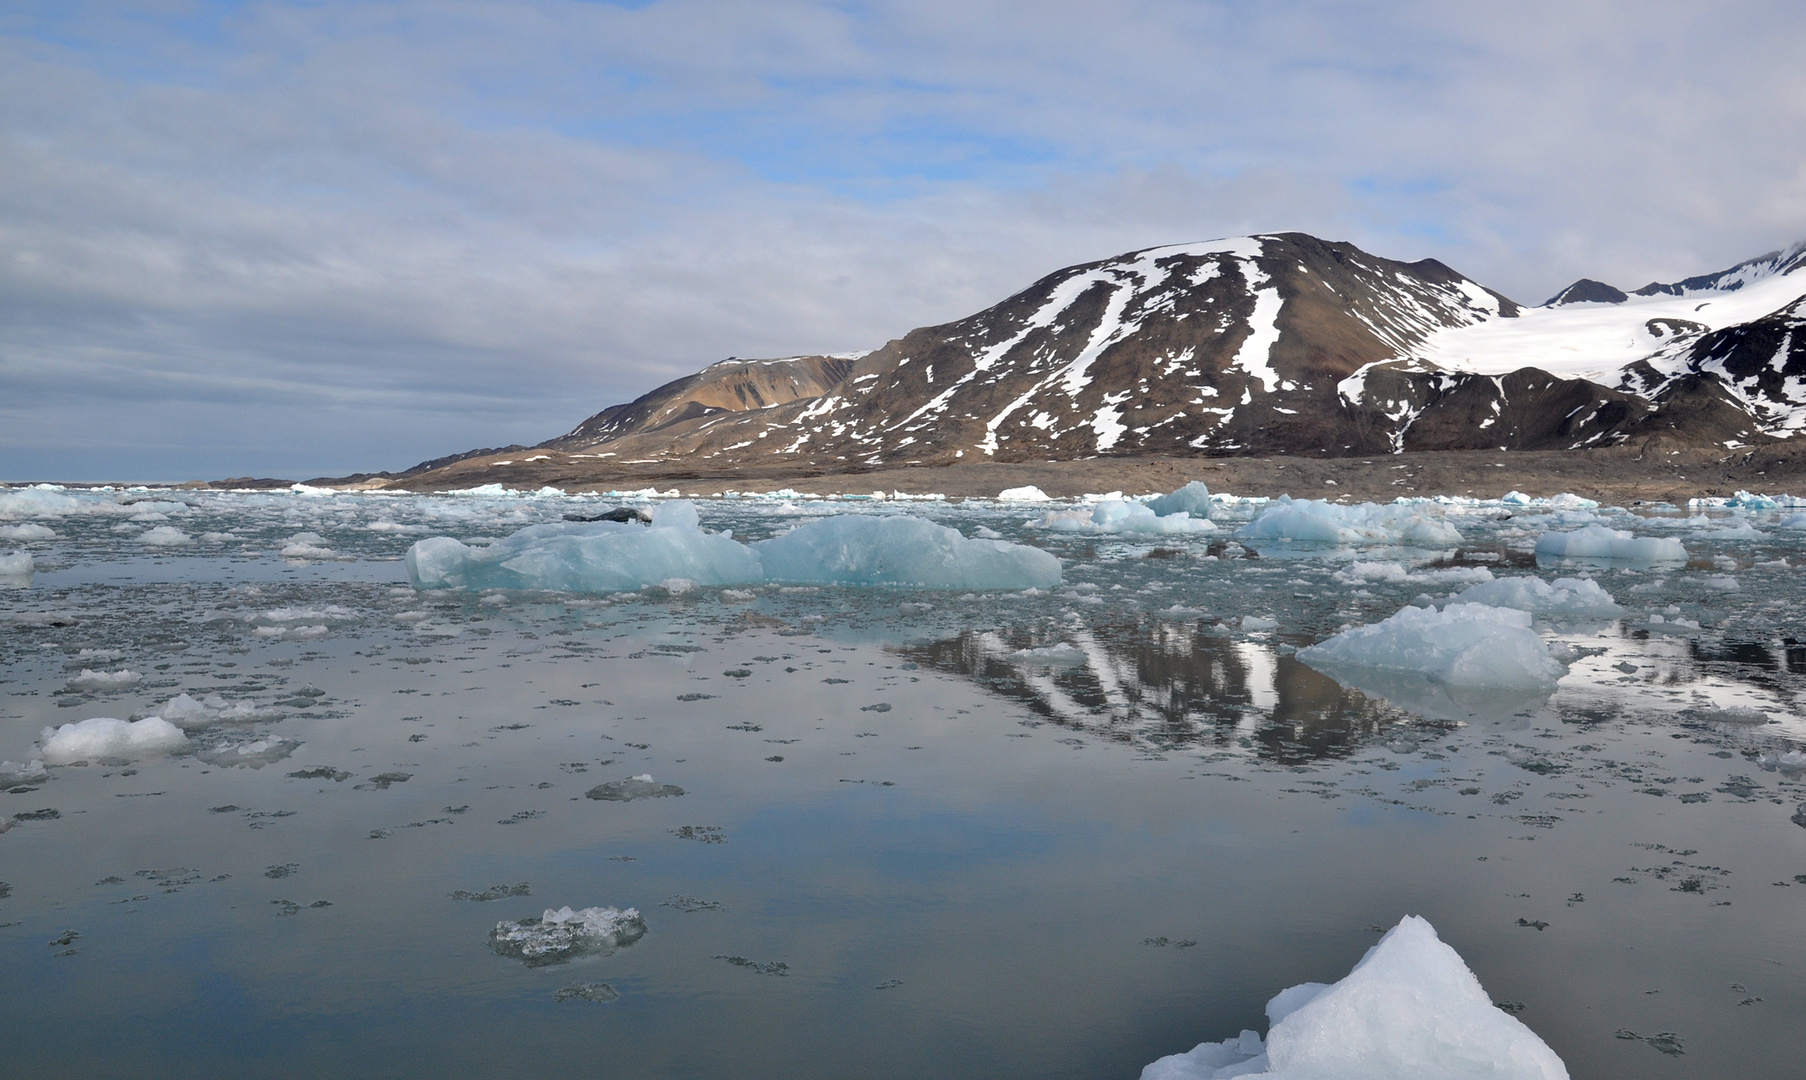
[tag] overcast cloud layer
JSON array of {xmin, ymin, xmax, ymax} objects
[{"xmin": 4, "ymin": 1, "xmax": 1804, "ymax": 481}]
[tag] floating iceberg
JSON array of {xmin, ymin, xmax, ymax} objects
[
  {"xmin": 408, "ymin": 503, "xmax": 1060, "ymax": 592},
  {"xmin": 997, "ymin": 485, "xmax": 1053, "ymax": 501},
  {"xmin": 152, "ymin": 693, "xmax": 273, "ymax": 729},
  {"xmin": 1534, "ymin": 525, "xmax": 1686, "ymax": 562},
  {"xmin": 1447, "ymin": 576, "xmax": 1622, "ymax": 619},
  {"xmin": 756, "ymin": 513, "xmax": 1062, "ymax": 588},
  {"xmin": 1147, "ymin": 481, "xmax": 1212, "ymax": 518},
  {"xmin": 1141, "ymin": 915, "xmax": 1568, "ymax": 1080},
  {"xmin": 0, "ymin": 551, "xmax": 32, "ymax": 580},
  {"xmin": 1238, "ymin": 499, "xmax": 1461, "ymax": 547},
  {"xmin": 488, "ymin": 905, "xmax": 647, "ymax": 967},
  {"xmin": 408, "ymin": 502, "xmax": 762, "ymax": 592},
  {"xmin": 41, "ymin": 716, "xmax": 189, "ymax": 764},
  {"xmin": 1032, "ymin": 499, "xmax": 1216, "ymax": 535},
  {"xmin": 1298, "ymin": 604, "xmax": 1566, "ymax": 691}
]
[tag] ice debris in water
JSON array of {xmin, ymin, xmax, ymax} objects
[
  {"xmin": 1141, "ymin": 915, "xmax": 1569, "ymax": 1080},
  {"xmin": 1147, "ymin": 480, "xmax": 1213, "ymax": 518},
  {"xmin": 65, "ymin": 668, "xmax": 144, "ymax": 691},
  {"xmin": 0, "ymin": 759, "xmax": 47, "ymax": 783},
  {"xmin": 1447, "ymin": 576, "xmax": 1622, "ymax": 619},
  {"xmin": 1237, "ymin": 498, "xmax": 1461, "ymax": 547},
  {"xmin": 586, "ymin": 775, "xmax": 686, "ymax": 801},
  {"xmin": 488, "ymin": 905, "xmax": 646, "ymax": 967},
  {"xmin": 1034, "ymin": 499, "xmax": 1215, "ymax": 535},
  {"xmin": 1534, "ymin": 525, "xmax": 1686, "ymax": 562},
  {"xmin": 1299, "ymin": 603, "xmax": 1566, "ymax": 691},
  {"xmin": 279, "ymin": 532, "xmax": 349, "ymax": 560},
  {"xmin": 408, "ymin": 501, "xmax": 1060, "ymax": 592},
  {"xmin": 0, "ymin": 551, "xmax": 33, "ymax": 579},
  {"xmin": 40, "ymin": 717, "xmax": 189, "ymax": 765}
]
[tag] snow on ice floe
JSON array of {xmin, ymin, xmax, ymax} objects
[
  {"xmin": 408, "ymin": 502, "xmax": 1060, "ymax": 592},
  {"xmin": 1237, "ymin": 499, "xmax": 1461, "ymax": 547},
  {"xmin": 1446, "ymin": 576, "xmax": 1623, "ymax": 620},
  {"xmin": 40, "ymin": 716, "xmax": 189, "ymax": 764},
  {"xmin": 1534, "ymin": 525, "xmax": 1686, "ymax": 563},
  {"xmin": 1141, "ymin": 916, "xmax": 1568, "ymax": 1080},
  {"xmin": 1034, "ymin": 498, "xmax": 1216, "ymax": 536},
  {"xmin": 489, "ymin": 905, "xmax": 647, "ymax": 967},
  {"xmin": 1299, "ymin": 603, "xmax": 1566, "ymax": 692}
]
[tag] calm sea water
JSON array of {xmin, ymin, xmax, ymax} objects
[{"xmin": 2, "ymin": 487, "xmax": 1803, "ymax": 1078}]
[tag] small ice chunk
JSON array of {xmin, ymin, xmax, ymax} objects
[
  {"xmin": 586, "ymin": 776, "xmax": 686, "ymax": 801},
  {"xmin": 41, "ymin": 716, "xmax": 189, "ymax": 764},
  {"xmin": 1534, "ymin": 525, "xmax": 1685, "ymax": 562},
  {"xmin": 65, "ymin": 668, "xmax": 144, "ymax": 691},
  {"xmin": 1700, "ymin": 574, "xmax": 1740, "ymax": 591},
  {"xmin": 997, "ymin": 486, "xmax": 1053, "ymax": 501},
  {"xmin": 0, "ymin": 551, "xmax": 33, "ymax": 579},
  {"xmin": 137, "ymin": 526, "xmax": 193, "ymax": 546},
  {"xmin": 1141, "ymin": 915, "xmax": 1569, "ymax": 1079},
  {"xmin": 1147, "ymin": 481, "xmax": 1212, "ymax": 518},
  {"xmin": 488, "ymin": 905, "xmax": 647, "ymax": 967},
  {"xmin": 1448, "ymin": 576, "xmax": 1622, "ymax": 619},
  {"xmin": 1241, "ymin": 615, "xmax": 1279, "ymax": 632},
  {"xmin": 1298, "ymin": 603, "xmax": 1566, "ymax": 691}
]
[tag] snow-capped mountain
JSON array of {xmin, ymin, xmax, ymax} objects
[{"xmin": 452, "ymin": 233, "xmax": 1806, "ymax": 476}]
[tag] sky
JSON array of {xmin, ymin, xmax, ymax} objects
[{"xmin": 3, "ymin": 1, "xmax": 1804, "ymax": 482}]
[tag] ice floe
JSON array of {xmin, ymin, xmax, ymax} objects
[
  {"xmin": 1238, "ymin": 499, "xmax": 1462, "ymax": 547},
  {"xmin": 1446, "ymin": 576, "xmax": 1623, "ymax": 619},
  {"xmin": 0, "ymin": 523, "xmax": 56, "ymax": 540},
  {"xmin": 1534, "ymin": 525, "xmax": 1686, "ymax": 562},
  {"xmin": 488, "ymin": 905, "xmax": 647, "ymax": 967},
  {"xmin": 138, "ymin": 526, "xmax": 193, "ymax": 546},
  {"xmin": 65, "ymin": 668, "xmax": 144, "ymax": 691},
  {"xmin": 1033, "ymin": 499, "xmax": 1216, "ymax": 535},
  {"xmin": 1141, "ymin": 915, "xmax": 1568, "ymax": 1079},
  {"xmin": 41, "ymin": 716, "xmax": 189, "ymax": 764},
  {"xmin": 1299, "ymin": 604, "xmax": 1566, "ymax": 692}
]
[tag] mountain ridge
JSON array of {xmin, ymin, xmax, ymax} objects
[{"xmin": 348, "ymin": 231, "xmax": 1806, "ymax": 488}]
